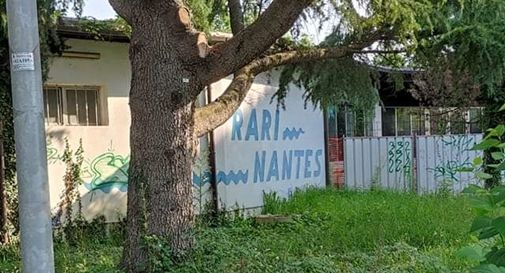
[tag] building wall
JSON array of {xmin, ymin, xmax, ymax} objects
[
  {"xmin": 45, "ymin": 39, "xmax": 326, "ymax": 222},
  {"xmin": 46, "ymin": 39, "xmax": 131, "ymax": 222},
  {"xmin": 211, "ymin": 74, "xmax": 326, "ymax": 209}
]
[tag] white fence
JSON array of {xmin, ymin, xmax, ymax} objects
[
  {"xmin": 416, "ymin": 134, "xmax": 483, "ymax": 193},
  {"xmin": 344, "ymin": 134, "xmax": 483, "ymax": 193},
  {"xmin": 344, "ymin": 137, "xmax": 414, "ymax": 191}
]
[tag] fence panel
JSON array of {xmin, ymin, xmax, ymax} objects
[
  {"xmin": 416, "ymin": 134, "xmax": 483, "ymax": 193},
  {"xmin": 344, "ymin": 136, "xmax": 414, "ymax": 191}
]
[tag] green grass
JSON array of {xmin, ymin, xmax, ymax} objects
[{"xmin": 0, "ymin": 188, "xmax": 478, "ymax": 272}]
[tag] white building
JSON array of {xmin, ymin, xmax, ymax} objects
[
  {"xmin": 45, "ymin": 20, "xmax": 484, "ymax": 222},
  {"xmin": 46, "ymin": 22, "xmax": 327, "ymax": 223}
]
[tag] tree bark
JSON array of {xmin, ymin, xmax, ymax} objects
[
  {"xmin": 119, "ymin": 6, "xmax": 204, "ymax": 271},
  {"xmin": 199, "ymin": 0, "xmax": 314, "ymax": 85},
  {"xmin": 228, "ymin": 0, "xmax": 244, "ymax": 35}
]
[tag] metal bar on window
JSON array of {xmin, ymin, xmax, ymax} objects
[
  {"xmin": 84, "ymin": 89, "xmax": 89, "ymax": 126},
  {"xmin": 61, "ymin": 87, "xmax": 68, "ymax": 126},
  {"xmin": 44, "ymin": 88, "xmax": 50, "ymax": 126},
  {"xmin": 94, "ymin": 89, "xmax": 99, "ymax": 126},
  {"xmin": 75, "ymin": 89, "xmax": 79, "ymax": 126},
  {"xmin": 409, "ymin": 110, "xmax": 413, "ymax": 135},
  {"xmin": 394, "ymin": 108, "xmax": 398, "ymax": 136},
  {"xmin": 57, "ymin": 87, "xmax": 63, "ymax": 125}
]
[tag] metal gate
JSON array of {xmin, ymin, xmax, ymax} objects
[
  {"xmin": 344, "ymin": 134, "xmax": 483, "ymax": 193},
  {"xmin": 344, "ymin": 136, "xmax": 414, "ymax": 191},
  {"xmin": 416, "ymin": 134, "xmax": 483, "ymax": 193}
]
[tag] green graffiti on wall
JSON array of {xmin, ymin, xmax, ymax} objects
[
  {"xmin": 431, "ymin": 135, "xmax": 475, "ymax": 182},
  {"xmin": 82, "ymin": 152, "xmax": 130, "ymax": 193},
  {"xmin": 46, "ymin": 138, "xmax": 210, "ymax": 195},
  {"xmin": 46, "ymin": 138, "xmax": 61, "ymax": 164}
]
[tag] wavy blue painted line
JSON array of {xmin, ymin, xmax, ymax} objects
[
  {"xmin": 283, "ymin": 127, "xmax": 305, "ymax": 140},
  {"xmin": 217, "ymin": 170, "xmax": 249, "ymax": 185}
]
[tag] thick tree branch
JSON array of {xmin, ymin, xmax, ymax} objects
[
  {"xmin": 108, "ymin": 0, "xmax": 134, "ymax": 22},
  {"xmin": 194, "ymin": 30, "xmax": 394, "ymax": 137},
  {"xmin": 228, "ymin": 0, "xmax": 245, "ymax": 35},
  {"xmin": 197, "ymin": 0, "xmax": 314, "ymax": 86},
  {"xmin": 248, "ymin": 31, "xmax": 391, "ymax": 73},
  {"xmin": 355, "ymin": 49, "xmax": 406, "ymax": 54},
  {"xmin": 194, "ymin": 68, "xmax": 255, "ymax": 137}
]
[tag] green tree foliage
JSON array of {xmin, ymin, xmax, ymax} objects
[
  {"xmin": 270, "ymin": 0, "xmax": 505, "ymax": 115},
  {"xmin": 186, "ymin": 0, "xmax": 230, "ymax": 32}
]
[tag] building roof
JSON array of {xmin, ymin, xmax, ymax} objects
[
  {"xmin": 56, "ymin": 17, "xmax": 232, "ymax": 44},
  {"xmin": 57, "ymin": 17, "xmax": 129, "ymax": 42}
]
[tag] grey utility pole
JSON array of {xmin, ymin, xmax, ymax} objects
[{"xmin": 6, "ymin": 0, "xmax": 55, "ymax": 272}]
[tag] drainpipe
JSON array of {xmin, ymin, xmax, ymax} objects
[
  {"xmin": 204, "ymin": 85, "xmax": 219, "ymax": 219},
  {"xmin": 323, "ymin": 108, "xmax": 331, "ymax": 187}
]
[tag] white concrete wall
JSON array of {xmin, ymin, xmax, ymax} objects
[
  {"xmin": 46, "ymin": 39, "xmax": 132, "ymax": 222},
  {"xmin": 45, "ymin": 39, "xmax": 326, "ymax": 222},
  {"xmin": 211, "ymin": 73, "xmax": 326, "ymax": 209}
]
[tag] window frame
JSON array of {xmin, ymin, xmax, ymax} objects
[
  {"xmin": 43, "ymin": 85, "xmax": 108, "ymax": 126},
  {"xmin": 382, "ymin": 106, "xmax": 483, "ymax": 136}
]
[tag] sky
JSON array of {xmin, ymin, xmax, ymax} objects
[{"xmin": 80, "ymin": 0, "xmax": 117, "ymax": 19}]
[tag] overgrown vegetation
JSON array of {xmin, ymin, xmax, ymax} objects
[
  {"xmin": 0, "ymin": 189, "xmax": 477, "ymax": 272},
  {"xmin": 454, "ymin": 124, "xmax": 505, "ymax": 272}
]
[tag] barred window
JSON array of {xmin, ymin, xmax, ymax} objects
[{"xmin": 43, "ymin": 86, "xmax": 105, "ymax": 126}]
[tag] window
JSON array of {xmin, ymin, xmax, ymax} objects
[
  {"xmin": 382, "ymin": 108, "xmax": 396, "ymax": 136},
  {"xmin": 342, "ymin": 108, "xmax": 374, "ymax": 137},
  {"xmin": 396, "ymin": 108, "xmax": 412, "ymax": 136},
  {"xmin": 469, "ymin": 108, "xmax": 483, "ymax": 133},
  {"xmin": 43, "ymin": 86, "xmax": 105, "ymax": 126},
  {"xmin": 429, "ymin": 109, "xmax": 450, "ymax": 135},
  {"xmin": 327, "ymin": 106, "xmax": 338, "ymax": 137},
  {"xmin": 449, "ymin": 111, "xmax": 467, "ymax": 134},
  {"xmin": 411, "ymin": 109, "xmax": 426, "ymax": 135},
  {"xmin": 329, "ymin": 105, "xmax": 374, "ymax": 137},
  {"xmin": 382, "ymin": 107, "xmax": 427, "ymax": 136},
  {"xmin": 382, "ymin": 107, "xmax": 483, "ymax": 136},
  {"xmin": 336, "ymin": 108, "xmax": 346, "ymax": 137}
]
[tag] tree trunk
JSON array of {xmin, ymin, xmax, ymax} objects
[
  {"xmin": 108, "ymin": 1, "xmax": 322, "ymax": 271},
  {"xmin": 121, "ymin": 19, "xmax": 201, "ymax": 272}
]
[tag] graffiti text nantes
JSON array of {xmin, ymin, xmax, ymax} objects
[{"xmin": 222, "ymin": 108, "xmax": 324, "ymax": 185}]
